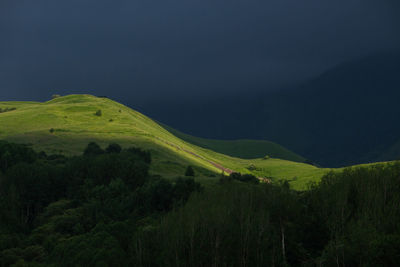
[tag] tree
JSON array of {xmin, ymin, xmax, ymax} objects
[
  {"xmin": 95, "ymin": 110, "xmax": 102, "ymax": 116},
  {"xmin": 83, "ymin": 142, "xmax": 104, "ymax": 156},
  {"xmin": 173, "ymin": 178, "xmax": 202, "ymax": 203},
  {"xmin": 229, "ymin": 172, "xmax": 259, "ymax": 184},
  {"xmin": 106, "ymin": 143, "xmax": 122, "ymax": 154},
  {"xmin": 185, "ymin": 166, "xmax": 195, "ymax": 177}
]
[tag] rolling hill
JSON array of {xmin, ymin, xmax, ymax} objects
[
  {"xmin": 161, "ymin": 123, "xmax": 305, "ymax": 162},
  {"xmin": 144, "ymin": 51, "xmax": 400, "ymax": 167},
  {"xmin": 0, "ymin": 94, "xmax": 330, "ymax": 190}
]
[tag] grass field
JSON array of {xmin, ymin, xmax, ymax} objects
[{"xmin": 0, "ymin": 94, "xmax": 391, "ymax": 190}]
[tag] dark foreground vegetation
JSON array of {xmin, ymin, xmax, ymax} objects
[{"xmin": 1, "ymin": 141, "xmax": 400, "ymax": 266}]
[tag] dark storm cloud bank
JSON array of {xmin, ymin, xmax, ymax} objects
[{"xmin": 0, "ymin": 0, "xmax": 399, "ymax": 103}]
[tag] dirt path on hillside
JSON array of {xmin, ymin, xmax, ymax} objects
[
  {"xmin": 155, "ymin": 137, "xmax": 234, "ymax": 174},
  {"xmin": 157, "ymin": 136, "xmax": 271, "ymax": 182}
]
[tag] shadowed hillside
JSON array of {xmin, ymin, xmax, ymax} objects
[
  {"xmin": 145, "ymin": 51, "xmax": 400, "ymax": 167},
  {"xmin": 161, "ymin": 123, "xmax": 306, "ymax": 162}
]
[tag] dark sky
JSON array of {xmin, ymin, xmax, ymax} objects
[{"xmin": 1, "ymin": 0, "xmax": 399, "ymax": 104}]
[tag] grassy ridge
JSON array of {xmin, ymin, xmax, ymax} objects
[{"xmin": 0, "ymin": 94, "xmax": 350, "ymax": 189}]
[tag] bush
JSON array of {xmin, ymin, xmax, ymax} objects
[
  {"xmin": 247, "ymin": 164, "xmax": 257, "ymax": 171},
  {"xmin": 229, "ymin": 172, "xmax": 259, "ymax": 184},
  {"xmin": 52, "ymin": 94, "xmax": 61, "ymax": 99},
  {"xmin": 263, "ymin": 155, "xmax": 270, "ymax": 160},
  {"xmin": 95, "ymin": 110, "xmax": 102, "ymax": 116},
  {"xmin": 185, "ymin": 166, "xmax": 195, "ymax": 176},
  {"xmin": 240, "ymin": 174, "xmax": 260, "ymax": 184},
  {"xmin": 83, "ymin": 142, "xmax": 104, "ymax": 156},
  {"xmin": 49, "ymin": 128, "xmax": 55, "ymax": 134}
]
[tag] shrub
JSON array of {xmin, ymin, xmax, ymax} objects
[
  {"xmin": 229, "ymin": 172, "xmax": 259, "ymax": 184},
  {"xmin": 263, "ymin": 155, "xmax": 270, "ymax": 160},
  {"xmin": 83, "ymin": 142, "xmax": 104, "ymax": 156},
  {"xmin": 95, "ymin": 110, "xmax": 102, "ymax": 116},
  {"xmin": 240, "ymin": 174, "xmax": 260, "ymax": 184},
  {"xmin": 49, "ymin": 128, "xmax": 55, "ymax": 134},
  {"xmin": 247, "ymin": 164, "xmax": 257, "ymax": 171},
  {"xmin": 52, "ymin": 94, "xmax": 61, "ymax": 99}
]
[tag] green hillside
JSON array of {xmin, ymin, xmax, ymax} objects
[
  {"xmin": 0, "ymin": 94, "xmax": 337, "ymax": 189},
  {"xmin": 161, "ymin": 123, "xmax": 305, "ymax": 162}
]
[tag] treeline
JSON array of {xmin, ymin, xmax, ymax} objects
[
  {"xmin": 1, "ymin": 141, "xmax": 400, "ymax": 266},
  {"xmin": 140, "ymin": 164, "xmax": 400, "ymax": 267},
  {"xmin": 0, "ymin": 141, "xmax": 202, "ymax": 266}
]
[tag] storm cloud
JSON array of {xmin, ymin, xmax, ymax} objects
[{"xmin": 0, "ymin": 0, "xmax": 399, "ymax": 103}]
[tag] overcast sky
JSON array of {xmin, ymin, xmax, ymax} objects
[{"xmin": 1, "ymin": 0, "xmax": 399, "ymax": 104}]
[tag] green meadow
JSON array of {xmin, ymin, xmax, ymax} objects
[{"xmin": 0, "ymin": 94, "xmax": 391, "ymax": 190}]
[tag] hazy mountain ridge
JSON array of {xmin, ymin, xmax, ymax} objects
[{"xmin": 145, "ymin": 51, "xmax": 400, "ymax": 167}]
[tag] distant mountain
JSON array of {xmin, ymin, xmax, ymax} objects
[{"xmin": 144, "ymin": 51, "xmax": 400, "ymax": 167}]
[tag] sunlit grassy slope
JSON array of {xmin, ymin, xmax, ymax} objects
[
  {"xmin": 161, "ymin": 123, "xmax": 305, "ymax": 162},
  {"xmin": 0, "ymin": 94, "xmax": 384, "ymax": 190}
]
